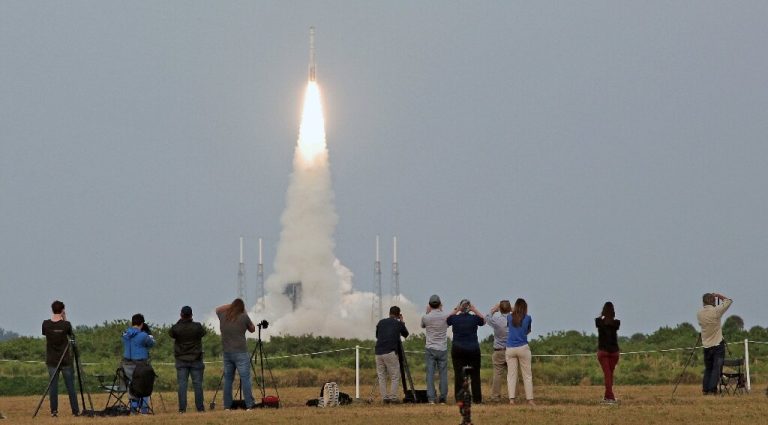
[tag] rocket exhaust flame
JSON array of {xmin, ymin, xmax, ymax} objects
[{"xmin": 298, "ymin": 82, "xmax": 325, "ymax": 163}]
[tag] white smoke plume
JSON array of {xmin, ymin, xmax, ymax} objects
[{"xmin": 247, "ymin": 82, "xmax": 418, "ymax": 339}]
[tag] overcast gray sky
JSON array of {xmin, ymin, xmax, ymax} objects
[{"xmin": 1, "ymin": 1, "xmax": 766, "ymax": 339}]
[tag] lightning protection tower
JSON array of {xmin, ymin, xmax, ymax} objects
[
  {"xmin": 256, "ymin": 237, "xmax": 265, "ymax": 310},
  {"xmin": 391, "ymin": 236, "xmax": 400, "ymax": 305},
  {"xmin": 372, "ymin": 235, "xmax": 383, "ymax": 325},
  {"xmin": 237, "ymin": 236, "xmax": 247, "ymax": 304}
]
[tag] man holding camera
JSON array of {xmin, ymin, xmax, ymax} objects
[
  {"xmin": 375, "ymin": 306, "xmax": 409, "ymax": 404},
  {"xmin": 696, "ymin": 292, "xmax": 732, "ymax": 395},
  {"xmin": 421, "ymin": 295, "xmax": 450, "ymax": 404},
  {"xmin": 170, "ymin": 306, "xmax": 206, "ymax": 413},
  {"xmin": 42, "ymin": 300, "xmax": 79, "ymax": 417},
  {"xmin": 122, "ymin": 313, "xmax": 156, "ymax": 412}
]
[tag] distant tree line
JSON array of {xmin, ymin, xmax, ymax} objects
[{"xmin": 0, "ymin": 316, "xmax": 766, "ymax": 395}]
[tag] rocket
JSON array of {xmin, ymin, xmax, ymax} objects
[{"xmin": 309, "ymin": 26, "xmax": 316, "ymax": 81}]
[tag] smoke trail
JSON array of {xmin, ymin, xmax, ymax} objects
[{"xmin": 250, "ymin": 82, "xmax": 418, "ymax": 339}]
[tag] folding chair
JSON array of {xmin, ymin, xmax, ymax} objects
[
  {"xmin": 95, "ymin": 367, "xmax": 130, "ymax": 415},
  {"xmin": 122, "ymin": 361, "xmax": 155, "ymax": 414},
  {"xmin": 719, "ymin": 358, "xmax": 747, "ymax": 396}
]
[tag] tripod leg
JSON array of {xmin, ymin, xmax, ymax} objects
[
  {"xmin": 33, "ymin": 343, "xmax": 69, "ymax": 418},
  {"xmin": 72, "ymin": 340, "xmax": 95, "ymax": 415},
  {"xmin": 672, "ymin": 334, "xmax": 702, "ymax": 399},
  {"xmin": 209, "ymin": 370, "xmax": 224, "ymax": 410}
]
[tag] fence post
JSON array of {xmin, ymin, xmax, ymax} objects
[
  {"xmin": 744, "ymin": 339, "xmax": 751, "ymax": 392},
  {"xmin": 355, "ymin": 345, "xmax": 360, "ymax": 399}
]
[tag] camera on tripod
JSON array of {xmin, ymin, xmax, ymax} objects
[{"xmin": 257, "ymin": 320, "xmax": 269, "ymax": 329}]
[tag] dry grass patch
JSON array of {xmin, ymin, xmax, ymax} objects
[{"xmin": 0, "ymin": 385, "xmax": 766, "ymax": 424}]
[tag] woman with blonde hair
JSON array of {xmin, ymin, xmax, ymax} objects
[{"xmin": 505, "ymin": 298, "xmax": 534, "ymax": 405}]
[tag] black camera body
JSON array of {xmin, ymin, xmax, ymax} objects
[{"xmin": 257, "ymin": 320, "xmax": 269, "ymax": 329}]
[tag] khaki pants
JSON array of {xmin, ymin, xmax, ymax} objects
[
  {"xmin": 505, "ymin": 345, "xmax": 533, "ymax": 400},
  {"xmin": 375, "ymin": 351, "xmax": 401, "ymax": 401},
  {"xmin": 490, "ymin": 350, "xmax": 508, "ymax": 399}
]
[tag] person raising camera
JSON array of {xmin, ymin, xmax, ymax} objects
[
  {"xmin": 170, "ymin": 305, "xmax": 206, "ymax": 413},
  {"xmin": 122, "ymin": 313, "xmax": 155, "ymax": 413},
  {"xmin": 216, "ymin": 298, "xmax": 256, "ymax": 409},
  {"xmin": 375, "ymin": 305, "xmax": 409, "ymax": 404},
  {"xmin": 42, "ymin": 300, "xmax": 79, "ymax": 417},
  {"xmin": 447, "ymin": 299, "xmax": 485, "ymax": 403},
  {"xmin": 697, "ymin": 292, "xmax": 732, "ymax": 395}
]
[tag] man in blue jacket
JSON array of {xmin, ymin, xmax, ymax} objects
[{"xmin": 122, "ymin": 313, "xmax": 155, "ymax": 413}]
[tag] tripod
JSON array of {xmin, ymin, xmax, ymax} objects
[
  {"xmin": 33, "ymin": 335, "xmax": 95, "ymax": 418},
  {"xmin": 457, "ymin": 366, "xmax": 473, "ymax": 425},
  {"xmin": 396, "ymin": 341, "xmax": 418, "ymax": 403},
  {"xmin": 252, "ymin": 321, "xmax": 280, "ymax": 406},
  {"xmin": 671, "ymin": 333, "xmax": 702, "ymax": 399}
]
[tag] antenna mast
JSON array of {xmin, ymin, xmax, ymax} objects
[
  {"xmin": 391, "ymin": 236, "xmax": 400, "ymax": 304},
  {"xmin": 372, "ymin": 235, "xmax": 383, "ymax": 324},
  {"xmin": 237, "ymin": 236, "xmax": 247, "ymax": 304}
]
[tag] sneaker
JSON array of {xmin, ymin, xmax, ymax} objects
[
  {"xmin": 428, "ymin": 400, "xmax": 436, "ymax": 405},
  {"xmin": 600, "ymin": 398, "xmax": 617, "ymax": 405},
  {"xmin": 51, "ymin": 411, "xmax": 58, "ymax": 417},
  {"xmin": 438, "ymin": 398, "xmax": 447, "ymax": 405}
]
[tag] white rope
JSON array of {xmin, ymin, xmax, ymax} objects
[{"xmin": 3, "ymin": 340, "xmax": 768, "ymax": 366}]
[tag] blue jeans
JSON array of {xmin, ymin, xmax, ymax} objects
[
  {"xmin": 703, "ymin": 341, "xmax": 725, "ymax": 393},
  {"xmin": 47, "ymin": 366, "xmax": 79, "ymax": 415},
  {"xmin": 176, "ymin": 360, "xmax": 205, "ymax": 412},
  {"xmin": 425, "ymin": 348, "xmax": 448, "ymax": 402},
  {"xmin": 223, "ymin": 351, "xmax": 254, "ymax": 408}
]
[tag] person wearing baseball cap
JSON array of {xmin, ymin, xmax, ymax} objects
[
  {"xmin": 169, "ymin": 306, "xmax": 207, "ymax": 412},
  {"xmin": 421, "ymin": 295, "xmax": 450, "ymax": 404}
]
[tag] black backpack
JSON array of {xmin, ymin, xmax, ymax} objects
[{"xmin": 129, "ymin": 362, "xmax": 156, "ymax": 398}]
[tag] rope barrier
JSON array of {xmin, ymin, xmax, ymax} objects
[{"xmin": 3, "ymin": 340, "xmax": 768, "ymax": 366}]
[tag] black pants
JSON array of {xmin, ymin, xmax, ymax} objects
[
  {"xmin": 451, "ymin": 345, "xmax": 482, "ymax": 403},
  {"xmin": 703, "ymin": 341, "xmax": 725, "ymax": 394}
]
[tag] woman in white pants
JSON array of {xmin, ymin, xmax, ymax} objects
[{"xmin": 505, "ymin": 298, "xmax": 534, "ymax": 405}]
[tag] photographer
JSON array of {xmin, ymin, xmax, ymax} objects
[
  {"xmin": 169, "ymin": 306, "xmax": 206, "ymax": 413},
  {"xmin": 506, "ymin": 298, "xmax": 534, "ymax": 405},
  {"xmin": 421, "ymin": 295, "xmax": 449, "ymax": 404},
  {"xmin": 486, "ymin": 300, "xmax": 512, "ymax": 402},
  {"xmin": 42, "ymin": 300, "xmax": 79, "ymax": 417},
  {"xmin": 447, "ymin": 299, "xmax": 485, "ymax": 403},
  {"xmin": 375, "ymin": 306, "xmax": 409, "ymax": 404},
  {"xmin": 216, "ymin": 298, "xmax": 256, "ymax": 410},
  {"xmin": 122, "ymin": 313, "xmax": 155, "ymax": 413},
  {"xmin": 697, "ymin": 292, "xmax": 732, "ymax": 395}
]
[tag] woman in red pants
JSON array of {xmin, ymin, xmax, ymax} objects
[{"xmin": 596, "ymin": 302, "xmax": 620, "ymax": 403}]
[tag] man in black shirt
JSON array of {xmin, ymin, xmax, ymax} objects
[
  {"xmin": 375, "ymin": 306, "xmax": 409, "ymax": 403},
  {"xmin": 169, "ymin": 305, "xmax": 207, "ymax": 412},
  {"xmin": 41, "ymin": 300, "xmax": 79, "ymax": 417}
]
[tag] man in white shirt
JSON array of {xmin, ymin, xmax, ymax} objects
[{"xmin": 696, "ymin": 292, "xmax": 732, "ymax": 395}]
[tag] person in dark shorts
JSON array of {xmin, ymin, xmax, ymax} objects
[{"xmin": 42, "ymin": 300, "xmax": 79, "ymax": 417}]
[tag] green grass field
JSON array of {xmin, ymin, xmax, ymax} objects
[{"xmin": 1, "ymin": 385, "xmax": 766, "ymax": 424}]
